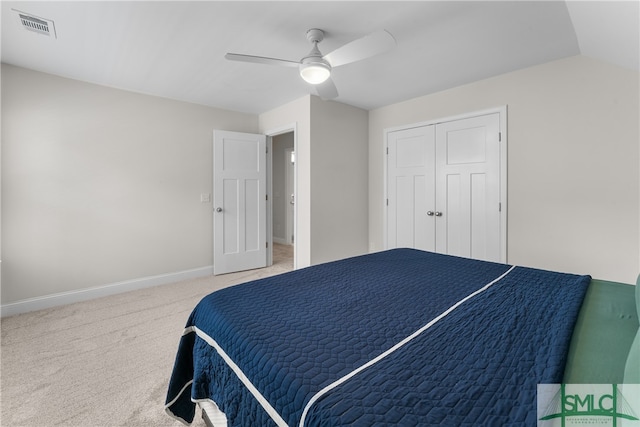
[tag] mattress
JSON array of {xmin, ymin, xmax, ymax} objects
[{"xmin": 166, "ymin": 248, "xmax": 591, "ymax": 426}]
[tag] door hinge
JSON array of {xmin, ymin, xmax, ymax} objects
[
  {"xmin": 266, "ymin": 241, "xmax": 269, "ymax": 248},
  {"xmin": 499, "ymin": 202, "xmax": 502, "ymax": 212},
  {"xmin": 266, "ymin": 146, "xmax": 269, "ymax": 154},
  {"xmin": 266, "ymin": 194, "xmax": 268, "ymax": 201},
  {"xmin": 386, "ymin": 198, "xmax": 389, "ymax": 206},
  {"xmin": 386, "ymin": 147, "xmax": 389, "ymax": 154},
  {"xmin": 498, "ymin": 132, "xmax": 502, "ymax": 142}
]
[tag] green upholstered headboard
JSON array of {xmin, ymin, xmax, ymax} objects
[
  {"xmin": 563, "ymin": 278, "xmax": 639, "ymax": 384},
  {"xmin": 623, "ymin": 275, "xmax": 640, "ymax": 383}
]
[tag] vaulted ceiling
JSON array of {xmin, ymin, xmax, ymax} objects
[{"xmin": 2, "ymin": 1, "xmax": 638, "ymax": 114}]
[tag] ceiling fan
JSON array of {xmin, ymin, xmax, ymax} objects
[{"xmin": 225, "ymin": 28, "xmax": 396, "ymax": 100}]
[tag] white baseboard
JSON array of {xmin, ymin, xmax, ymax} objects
[{"xmin": 0, "ymin": 265, "xmax": 213, "ymax": 317}]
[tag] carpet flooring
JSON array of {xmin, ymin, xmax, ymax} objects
[{"xmin": 1, "ymin": 245, "xmax": 293, "ymax": 427}]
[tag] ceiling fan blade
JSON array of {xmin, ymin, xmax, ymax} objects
[
  {"xmin": 315, "ymin": 77, "xmax": 339, "ymax": 100},
  {"xmin": 225, "ymin": 53, "xmax": 299, "ymax": 68},
  {"xmin": 324, "ymin": 30, "xmax": 396, "ymax": 68}
]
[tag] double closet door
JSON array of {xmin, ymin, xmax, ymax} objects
[{"xmin": 386, "ymin": 112, "xmax": 504, "ymax": 262}]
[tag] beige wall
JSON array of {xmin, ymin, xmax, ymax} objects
[
  {"xmin": 4, "ymin": 54, "xmax": 637, "ymax": 310},
  {"xmin": 369, "ymin": 55, "xmax": 640, "ymax": 283},
  {"xmin": 1, "ymin": 64, "xmax": 258, "ymax": 305},
  {"xmin": 2, "ymin": 75, "xmax": 368, "ymax": 309},
  {"xmin": 260, "ymin": 95, "xmax": 369, "ymax": 267},
  {"xmin": 309, "ymin": 96, "xmax": 369, "ymax": 264}
]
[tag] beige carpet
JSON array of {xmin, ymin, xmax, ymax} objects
[{"xmin": 1, "ymin": 245, "xmax": 293, "ymax": 427}]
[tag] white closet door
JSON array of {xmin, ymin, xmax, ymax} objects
[
  {"xmin": 386, "ymin": 125, "xmax": 436, "ymax": 251},
  {"xmin": 435, "ymin": 113, "xmax": 501, "ymax": 262}
]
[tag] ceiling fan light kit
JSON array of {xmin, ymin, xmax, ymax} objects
[
  {"xmin": 225, "ymin": 28, "xmax": 396, "ymax": 99},
  {"xmin": 299, "ymin": 61, "xmax": 331, "ymax": 84}
]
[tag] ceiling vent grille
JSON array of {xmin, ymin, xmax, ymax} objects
[{"xmin": 13, "ymin": 10, "xmax": 56, "ymax": 38}]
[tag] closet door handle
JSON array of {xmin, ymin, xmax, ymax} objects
[
  {"xmin": 427, "ymin": 211, "xmax": 434, "ymax": 216},
  {"xmin": 434, "ymin": 211, "xmax": 443, "ymax": 217}
]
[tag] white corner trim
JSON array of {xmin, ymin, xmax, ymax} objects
[{"xmin": 0, "ymin": 265, "xmax": 213, "ymax": 317}]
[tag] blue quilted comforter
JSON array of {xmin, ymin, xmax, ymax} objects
[{"xmin": 165, "ymin": 249, "xmax": 590, "ymax": 426}]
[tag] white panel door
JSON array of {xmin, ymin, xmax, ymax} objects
[
  {"xmin": 435, "ymin": 113, "xmax": 501, "ymax": 261},
  {"xmin": 213, "ymin": 130, "xmax": 267, "ymax": 275},
  {"xmin": 387, "ymin": 125, "xmax": 436, "ymax": 251}
]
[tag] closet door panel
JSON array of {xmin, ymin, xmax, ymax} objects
[
  {"xmin": 387, "ymin": 126, "xmax": 436, "ymax": 251},
  {"xmin": 435, "ymin": 113, "xmax": 501, "ymax": 262}
]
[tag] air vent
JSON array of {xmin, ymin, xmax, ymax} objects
[{"xmin": 13, "ymin": 9, "xmax": 56, "ymax": 38}]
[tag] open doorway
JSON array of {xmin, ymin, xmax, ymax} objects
[{"xmin": 271, "ymin": 131, "xmax": 295, "ymax": 268}]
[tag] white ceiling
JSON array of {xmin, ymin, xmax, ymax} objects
[{"xmin": 2, "ymin": 1, "xmax": 638, "ymax": 115}]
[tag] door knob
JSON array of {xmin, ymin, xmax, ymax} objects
[
  {"xmin": 216, "ymin": 207, "xmax": 222, "ymax": 212},
  {"xmin": 435, "ymin": 211, "xmax": 443, "ymax": 217},
  {"xmin": 427, "ymin": 211, "xmax": 434, "ymax": 216}
]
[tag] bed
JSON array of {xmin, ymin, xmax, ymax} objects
[{"xmin": 165, "ymin": 248, "xmax": 639, "ymax": 426}]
